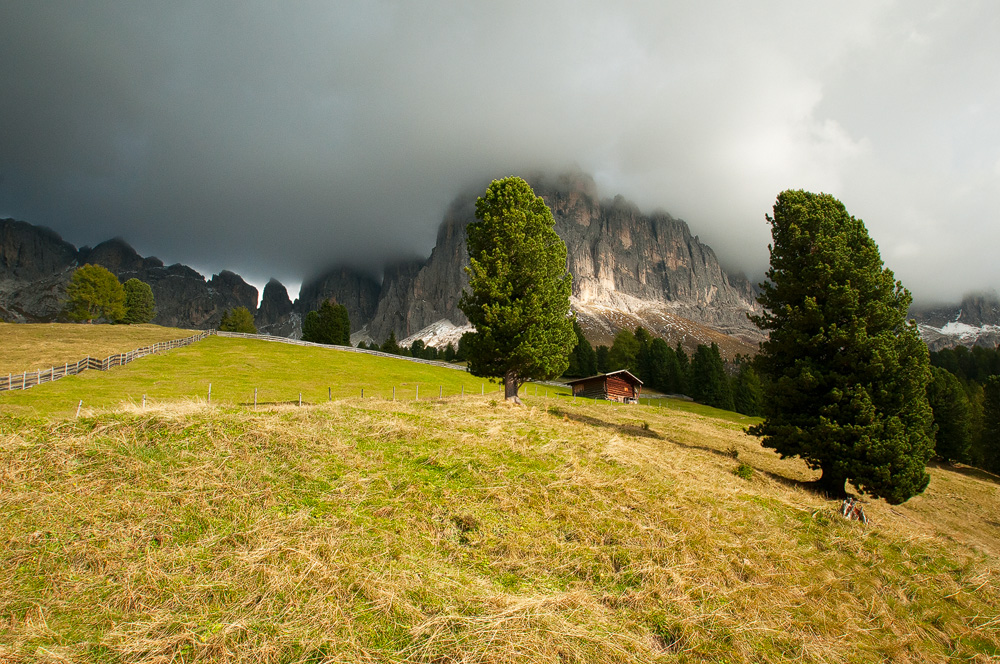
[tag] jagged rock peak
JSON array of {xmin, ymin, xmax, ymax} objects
[{"xmin": 296, "ymin": 266, "xmax": 380, "ymax": 332}]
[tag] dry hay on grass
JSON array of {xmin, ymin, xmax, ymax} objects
[
  {"xmin": 0, "ymin": 322, "xmax": 194, "ymax": 375},
  {"xmin": 1, "ymin": 395, "xmax": 998, "ymax": 663}
]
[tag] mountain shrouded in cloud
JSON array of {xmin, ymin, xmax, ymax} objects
[{"xmin": 1, "ymin": 1, "xmax": 998, "ymax": 303}]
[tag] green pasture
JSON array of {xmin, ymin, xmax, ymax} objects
[
  {"xmin": 0, "ymin": 334, "xmax": 750, "ymax": 422},
  {"xmin": 0, "ymin": 336, "xmax": 576, "ymax": 417}
]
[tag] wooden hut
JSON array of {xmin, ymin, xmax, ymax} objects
[{"xmin": 566, "ymin": 370, "xmax": 643, "ymax": 403}]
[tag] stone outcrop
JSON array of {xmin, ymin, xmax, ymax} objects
[
  {"xmin": 1, "ymin": 172, "xmax": 764, "ymax": 350},
  {"xmin": 0, "ymin": 219, "xmax": 258, "ymax": 328},
  {"xmin": 0, "ymin": 219, "xmax": 79, "ymax": 321},
  {"xmin": 912, "ymin": 292, "xmax": 1000, "ymax": 350},
  {"xmin": 295, "ymin": 266, "xmax": 380, "ymax": 333},
  {"xmin": 255, "ymin": 278, "xmax": 298, "ymax": 337},
  {"xmin": 361, "ymin": 172, "xmax": 761, "ymax": 346}
]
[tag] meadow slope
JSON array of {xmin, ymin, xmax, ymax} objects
[{"xmin": 0, "ymin": 332, "xmax": 998, "ymax": 663}]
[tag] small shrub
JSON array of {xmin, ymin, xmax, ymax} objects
[
  {"xmin": 733, "ymin": 462, "xmax": 753, "ymax": 480},
  {"xmin": 727, "ymin": 446, "xmax": 739, "ymax": 459}
]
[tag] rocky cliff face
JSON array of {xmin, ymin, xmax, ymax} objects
[
  {"xmin": 0, "ymin": 220, "xmax": 258, "ymax": 328},
  {"xmin": 295, "ymin": 267, "xmax": 380, "ymax": 333},
  {"xmin": 255, "ymin": 278, "xmax": 296, "ymax": 336},
  {"xmin": 912, "ymin": 292, "xmax": 1000, "ymax": 350},
  {"xmin": 0, "ymin": 219, "xmax": 79, "ymax": 321},
  {"xmin": 360, "ymin": 172, "xmax": 761, "ymax": 349},
  {"xmin": 2, "ymin": 172, "xmax": 763, "ymax": 352}
]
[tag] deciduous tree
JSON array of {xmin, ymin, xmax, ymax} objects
[{"xmin": 64, "ymin": 264, "xmax": 126, "ymax": 323}]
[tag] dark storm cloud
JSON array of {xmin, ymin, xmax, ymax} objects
[{"xmin": 2, "ymin": 1, "xmax": 998, "ymax": 302}]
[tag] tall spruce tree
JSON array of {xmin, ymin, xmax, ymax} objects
[
  {"xmin": 749, "ymin": 190, "xmax": 934, "ymax": 504},
  {"xmin": 690, "ymin": 343, "xmax": 733, "ymax": 410},
  {"xmin": 302, "ymin": 300, "xmax": 350, "ymax": 345},
  {"xmin": 565, "ymin": 320, "xmax": 597, "ymax": 377},
  {"xmin": 122, "ymin": 278, "xmax": 156, "ymax": 324},
  {"xmin": 926, "ymin": 366, "xmax": 973, "ymax": 463},
  {"xmin": 458, "ymin": 176, "xmax": 575, "ymax": 402}
]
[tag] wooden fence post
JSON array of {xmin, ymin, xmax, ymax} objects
[
  {"xmin": 254, "ymin": 388, "xmax": 257, "ymax": 409},
  {"xmin": 76, "ymin": 400, "xmax": 82, "ymax": 417},
  {"xmin": 416, "ymin": 385, "xmax": 419, "ymax": 401},
  {"xmin": 393, "ymin": 386, "xmax": 396, "ymax": 401},
  {"xmin": 299, "ymin": 393, "xmax": 302, "ymax": 407},
  {"xmin": 328, "ymin": 387, "xmax": 332, "ymax": 401},
  {"xmin": 208, "ymin": 383, "xmax": 212, "ymax": 404}
]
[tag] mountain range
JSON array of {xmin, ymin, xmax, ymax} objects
[{"xmin": 1, "ymin": 172, "xmax": 993, "ymax": 354}]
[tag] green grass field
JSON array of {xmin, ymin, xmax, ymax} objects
[{"xmin": 1, "ymin": 328, "xmax": 998, "ymax": 663}]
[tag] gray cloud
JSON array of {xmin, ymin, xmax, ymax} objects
[{"xmin": 2, "ymin": 1, "xmax": 997, "ymax": 303}]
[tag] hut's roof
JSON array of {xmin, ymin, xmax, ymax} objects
[{"xmin": 565, "ymin": 369, "xmax": 643, "ymax": 386}]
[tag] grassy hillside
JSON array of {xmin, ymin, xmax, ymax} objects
[
  {"xmin": 1, "ymin": 333, "xmax": 998, "ymax": 662},
  {"xmin": 0, "ymin": 323, "xmax": 195, "ymax": 376},
  {"xmin": 0, "ymin": 335, "xmax": 576, "ymax": 418}
]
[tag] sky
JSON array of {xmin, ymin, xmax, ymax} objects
[{"xmin": 2, "ymin": 1, "xmax": 998, "ymax": 305}]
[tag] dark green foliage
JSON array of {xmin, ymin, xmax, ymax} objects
[
  {"xmin": 675, "ymin": 343, "xmax": 690, "ymax": 393},
  {"xmin": 607, "ymin": 329, "xmax": 640, "ymax": 373},
  {"xmin": 122, "ymin": 278, "xmax": 156, "ymax": 324},
  {"xmin": 732, "ymin": 362, "xmax": 764, "ymax": 417},
  {"xmin": 980, "ymin": 376, "xmax": 1000, "ymax": 472},
  {"xmin": 565, "ymin": 321, "xmax": 597, "ymax": 377},
  {"xmin": 218, "ymin": 306, "xmax": 257, "ymax": 333},
  {"xmin": 931, "ymin": 345, "xmax": 1000, "ymax": 384},
  {"xmin": 926, "ymin": 367, "xmax": 973, "ymax": 463},
  {"xmin": 456, "ymin": 333, "xmax": 471, "ymax": 362},
  {"xmin": 444, "ymin": 343, "xmax": 456, "ymax": 362},
  {"xmin": 595, "ymin": 345, "xmax": 610, "ymax": 373},
  {"xmin": 302, "ymin": 300, "xmax": 350, "ymax": 345},
  {"xmin": 689, "ymin": 343, "xmax": 734, "ymax": 410},
  {"xmin": 380, "ymin": 331, "xmax": 400, "ymax": 355},
  {"xmin": 64, "ymin": 264, "xmax": 126, "ymax": 323},
  {"xmin": 748, "ymin": 190, "xmax": 934, "ymax": 504},
  {"xmin": 458, "ymin": 176, "xmax": 575, "ymax": 401}
]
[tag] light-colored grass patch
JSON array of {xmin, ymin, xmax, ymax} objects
[
  {"xmin": 0, "ymin": 322, "xmax": 194, "ymax": 375},
  {"xmin": 1, "ymin": 395, "xmax": 998, "ymax": 663}
]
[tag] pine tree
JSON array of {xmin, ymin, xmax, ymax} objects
[
  {"xmin": 565, "ymin": 320, "xmax": 597, "ymax": 377},
  {"xmin": 607, "ymin": 329, "xmax": 640, "ymax": 373},
  {"xmin": 749, "ymin": 190, "xmax": 934, "ymax": 503},
  {"xmin": 122, "ymin": 278, "xmax": 156, "ymax": 324},
  {"xmin": 218, "ymin": 306, "xmax": 257, "ymax": 333},
  {"xmin": 732, "ymin": 362, "xmax": 764, "ymax": 417},
  {"xmin": 302, "ymin": 300, "xmax": 350, "ymax": 345},
  {"xmin": 980, "ymin": 376, "xmax": 1000, "ymax": 473},
  {"xmin": 926, "ymin": 367, "xmax": 973, "ymax": 463},
  {"xmin": 690, "ymin": 343, "xmax": 733, "ymax": 410},
  {"xmin": 458, "ymin": 176, "xmax": 575, "ymax": 403},
  {"xmin": 380, "ymin": 331, "xmax": 400, "ymax": 355}
]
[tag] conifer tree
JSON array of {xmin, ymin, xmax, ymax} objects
[
  {"xmin": 458, "ymin": 176, "xmax": 575, "ymax": 403},
  {"xmin": 690, "ymin": 343, "xmax": 733, "ymax": 410},
  {"xmin": 122, "ymin": 278, "xmax": 156, "ymax": 324},
  {"xmin": 219, "ymin": 306, "xmax": 257, "ymax": 333},
  {"xmin": 749, "ymin": 190, "xmax": 934, "ymax": 503},
  {"xmin": 927, "ymin": 367, "xmax": 973, "ymax": 463},
  {"xmin": 565, "ymin": 320, "xmax": 597, "ymax": 377}
]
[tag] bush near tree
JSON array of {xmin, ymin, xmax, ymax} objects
[
  {"xmin": 458, "ymin": 176, "xmax": 575, "ymax": 403},
  {"xmin": 122, "ymin": 278, "xmax": 156, "ymax": 324},
  {"xmin": 219, "ymin": 307, "xmax": 257, "ymax": 334},
  {"xmin": 64, "ymin": 264, "xmax": 127, "ymax": 323},
  {"xmin": 749, "ymin": 190, "xmax": 934, "ymax": 504}
]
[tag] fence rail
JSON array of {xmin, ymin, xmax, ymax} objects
[{"xmin": 0, "ymin": 331, "xmax": 213, "ymax": 392}]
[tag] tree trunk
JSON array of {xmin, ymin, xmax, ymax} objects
[
  {"xmin": 815, "ymin": 465, "xmax": 848, "ymax": 499},
  {"xmin": 504, "ymin": 371, "xmax": 523, "ymax": 405}
]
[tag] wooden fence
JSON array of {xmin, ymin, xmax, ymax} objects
[{"xmin": 0, "ymin": 330, "xmax": 213, "ymax": 392}]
